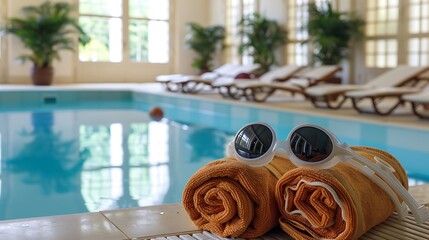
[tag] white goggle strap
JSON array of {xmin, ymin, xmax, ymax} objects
[{"xmin": 345, "ymin": 147, "xmax": 429, "ymax": 224}]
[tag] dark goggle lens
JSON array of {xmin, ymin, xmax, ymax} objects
[
  {"xmin": 234, "ymin": 124, "xmax": 273, "ymax": 159},
  {"xmin": 290, "ymin": 126, "xmax": 333, "ymax": 162}
]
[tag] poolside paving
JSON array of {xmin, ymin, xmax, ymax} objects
[{"xmin": 0, "ymin": 184, "xmax": 428, "ymax": 240}]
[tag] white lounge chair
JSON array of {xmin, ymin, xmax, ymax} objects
[
  {"xmin": 216, "ymin": 65, "xmax": 341, "ymax": 102},
  {"xmin": 305, "ymin": 65, "xmax": 429, "ymax": 114},
  {"xmin": 213, "ymin": 64, "xmax": 303, "ymax": 99},
  {"xmin": 156, "ymin": 63, "xmax": 260, "ymax": 93},
  {"xmin": 155, "ymin": 63, "xmax": 242, "ymax": 92}
]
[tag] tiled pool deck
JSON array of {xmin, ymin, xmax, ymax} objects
[{"xmin": 0, "ymin": 83, "xmax": 428, "ymax": 239}]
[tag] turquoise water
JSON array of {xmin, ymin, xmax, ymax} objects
[{"xmin": 0, "ymin": 91, "xmax": 429, "ymax": 221}]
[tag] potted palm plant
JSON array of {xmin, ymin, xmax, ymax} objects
[
  {"xmin": 306, "ymin": 2, "xmax": 364, "ymax": 65},
  {"xmin": 1, "ymin": 1, "xmax": 90, "ymax": 85},
  {"xmin": 238, "ymin": 13, "xmax": 287, "ymax": 74},
  {"xmin": 185, "ymin": 22, "xmax": 225, "ymax": 73}
]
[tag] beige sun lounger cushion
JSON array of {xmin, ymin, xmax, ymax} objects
[
  {"xmin": 212, "ymin": 64, "xmax": 303, "ymax": 89},
  {"xmin": 155, "ymin": 63, "xmax": 242, "ymax": 83},
  {"xmin": 170, "ymin": 64, "xmax": 260, "ymax": 93},
  {"xmin": 305, "ymin": 65, "xmax": 429, "ymax": 110},
  {"xmin": 155, "ymin": 63, "xmax": 260, "ymax": 93},
  {"xmin": 306, "ymin": 65, "xmax": 428, "ymax": 97},
  {"xmin": 214, "ymin": 65, "xmax": 341, "ymax": 102},
  {"xmin": 220, "ymin": 65, "xmax": 340, "ymax": 90},
  {"xmin": 403, "ymin": 89, "xmax": 429, "ymax": 103},
  {"xmin": 344, "ymin": 66, "xmax": 429, "ymax": 115},
  {"xmin": 174, "ymin": 63, "xmax": 260, "ymax": 84},
  {"xmin": 345, "ymin": 87, "xmax": 421, "ymax": 98}
]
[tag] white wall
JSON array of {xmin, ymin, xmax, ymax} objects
[
  {"xmin": 258, "ymin": 0, "xmax": 286, "ymax": 24},
  {"xmin": 172, "ymin": 0, "xmax": 209, "ymax": 75}
]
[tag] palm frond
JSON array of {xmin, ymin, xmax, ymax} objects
[
  {"xmin": 185, "ymin": 22, "xmax": 225, "ymax": 72},
  {"xmin": 306, "ymin": 2, "xmax": 365, "ymax": 65}
]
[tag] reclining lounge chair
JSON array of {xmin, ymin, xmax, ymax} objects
[
  {"xmin": 155, "ymin": 63, "xmax": 242, "ymax": 92},
  {"xmin": 216, "ymin": 65, "xmax": 341, "ymax": 102},
  {"xmin": 305, "ymin": 65, "xmax": 429, "ymax": 115},
  {"xmin": 213, "ymin": 64, "xmax": 303, "ymax": 99},
  {"xmin": 343, "ymin": 67, "xmax": 429, "ymax": 115},
  {"xmin": 156, "ymin": 63, "xmax": 260, "ymax": 93}
]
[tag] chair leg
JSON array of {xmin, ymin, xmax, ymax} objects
[
  {"xmin": 411, "ymin": 102, "xmax": 429, "ymax": 119},
  {"xmin": 162, "ymin": 82, "xmax": 179, "ymax": 92},
  {"xmin": 216, "ymin": 86, "xmax": 230, "ymax": 98},
  {"xmin": 244, "ymin": 88, "xmax": 274, "ymax": 102},
  {"xmin": 351, "ymin": 97, "xmax": 404, "ymax": 116},
  {"xmin": 227, "ymin": 86, "xmax": 243, "ymax": 99},
  {"xmin": 216, "ymin": 86, "xmax": 242, "ymax": 99},
  {"xmin": 310, "ymin": 95, "xmax": 348, "ymax": 109},
  {"xmin": 183, "ymin": 82, "xmax": 205, "ymax": 94}
]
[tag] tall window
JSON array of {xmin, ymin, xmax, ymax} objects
[
  {"xmin": 79, "ymin": 0, "xmax": 169, "ymax": 63},
  {"xmin": 365, "ymin": 1, "xmax": 399, "ymax": 68},
  {"xmin": 407, "ymin": 0, "xmax": 429, "ymax": 66},
  {"xmin": 286, "ymin": 0, "xmax": 331, "ymax": 66},
  {"xmin": 224, "ymin": 0, "xmax": 256, "ymax": 64},
  {"xmin": 286, "ymin": 0, "xmax": 310, "ymax": 65},
  {"xmin": 364, "ymin": 0, "xmax": 429, "ymax": 68}
]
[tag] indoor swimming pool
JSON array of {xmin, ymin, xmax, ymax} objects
[{"xmin": 0, "ymin": 88, "xmax": 428, "ymax": 221}]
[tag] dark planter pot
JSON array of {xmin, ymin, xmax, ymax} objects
[{"xmin": 31, "ymin": 66, "xmax": 54, "ymax": 86}]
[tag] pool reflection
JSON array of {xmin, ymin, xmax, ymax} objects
[
  {"xmin": 1, "ymin": 111, "xmax": 87, "ymax": 220},
  {"xmin": 0, "ymin": 109, "xmax": 230, "ymax": 221}
]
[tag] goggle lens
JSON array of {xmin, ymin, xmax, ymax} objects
[
  {"xmin": 289, "ymin": 126, "xmax": 333, "ymax": 162},
  {"xmin": 234, "ymin": 123, "xmax": 274, "ymax": 159}
]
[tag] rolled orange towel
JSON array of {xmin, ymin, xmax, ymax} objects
[
  {"xmin": 182, "ymin": 156, "xmax": 296, "ymax": 238},
  {"xmin": 275, "ymin": 146, "xmax": 408, "ymax": 240}
]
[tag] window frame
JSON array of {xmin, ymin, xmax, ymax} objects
[
  {"xmin": 75, "ymin": 0, "xmax": 174, "ymax": 83},
  {"xmin": 363, "ymin": 0, "xmax": 429, "ymax": 69},
  {"xmin": 284, "ymin": 0, "xmax": 337, "ymax": 66},
  {"xmin": 224, "ymin": 0, "xmax": 258, "ymax": 64},
  {"xmin": 285, "ymin": 0, "xmax": 311, "ymax": 66},
  {"xmin": 78, "ymin": 0, "xmax": 171, "ymax": 64}
]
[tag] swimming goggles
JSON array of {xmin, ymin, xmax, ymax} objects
[{"xmin": 231, "ymin": 122, "xmax": 429, "ymax": 224}]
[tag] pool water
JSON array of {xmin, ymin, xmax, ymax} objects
[
  {"xmin": 0, "ymin": 94, "xmax": 428, "ymax": 221},
  {"xmin": 0, "ymin": 101, "xmax": 233, "ymax": 221}
]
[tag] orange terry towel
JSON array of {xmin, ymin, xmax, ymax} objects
[
  {"xmin": 275, "ymin": 146, "xmax": 408, "ymax": 240},
  {"xmin": 182, "ymin": 156, "xmax": 296, "ymax": 238}
]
